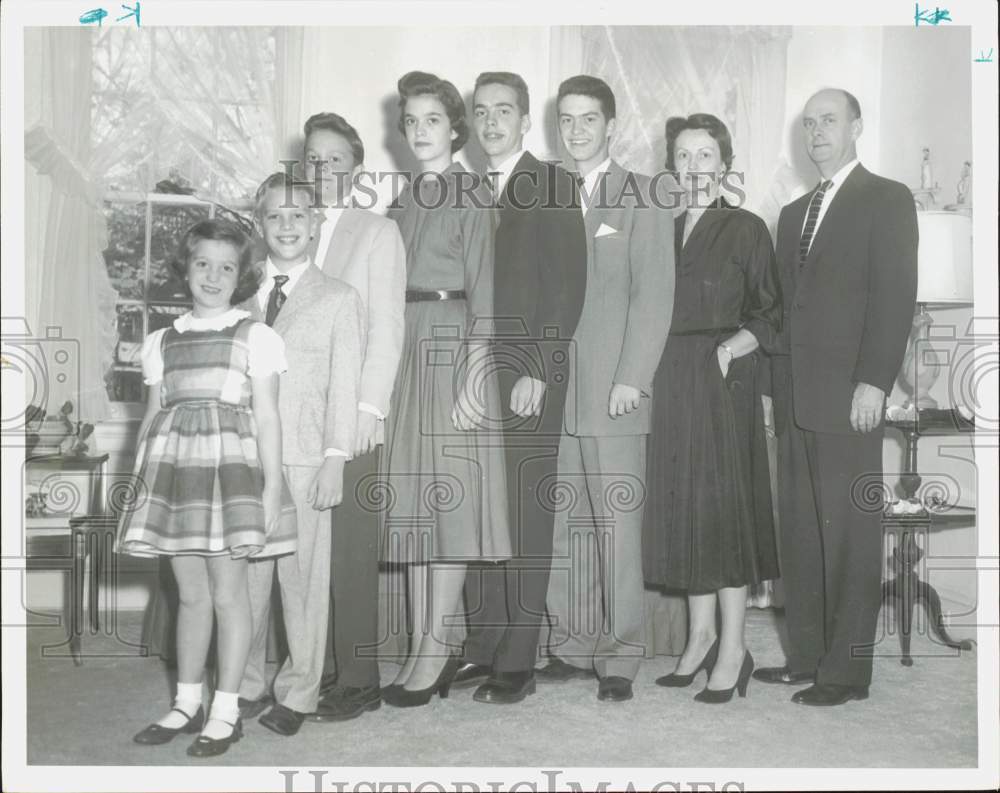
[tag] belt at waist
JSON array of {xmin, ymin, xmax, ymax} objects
[
  {"xmin": 406, "ymin": 289, "xmax": 467, "ymax": 302},
  {"xmin": 669, "ymin": 326, "xmax": 740, "ymax": 337}
]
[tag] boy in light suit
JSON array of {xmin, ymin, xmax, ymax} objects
[{"xmin": 238, "ymin": 172, "xmax": 365, "ymax": 736}]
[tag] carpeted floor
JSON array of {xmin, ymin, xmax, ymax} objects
[{"xmin": 25, "ymin": 608, "xmax": 977, "ymax": 768}]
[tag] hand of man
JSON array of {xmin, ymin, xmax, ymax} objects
[
  {"xmin": 307, "ymin": 456, "xmax": 346, "ymax": 510},
  {"xmin": 354, "ymin": 410, "xmax": 379, "ymax": 457},
  {"xmin": 850, "ymin": 382, "xmax": 886, "ymax": 434},
  {"xmin": 510, "ymin": 376, "xmax": 546, "ymax": 417},
  {"xmin": 608, "ymin": 383, "xmax": 642, "ymax": 418}
]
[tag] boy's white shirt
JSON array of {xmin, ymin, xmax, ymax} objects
[{"xmin": 258, "ymin": 255, "xmax": 348, "ymax": 460}]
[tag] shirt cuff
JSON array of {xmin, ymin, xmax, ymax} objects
[
  {"xmin": 358, "ymin": 402, "xmax": 386, "ymax": 420},
  {"xmin": 323, "ymin": 448, "xmax": 349, "ymax": 458}
]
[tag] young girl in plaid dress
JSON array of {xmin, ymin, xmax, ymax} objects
[{"xmin": 118, "ymin": 219, "xmax": 295, "ymax": 757}]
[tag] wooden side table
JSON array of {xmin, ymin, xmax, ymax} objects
[
  {"xmin": 882, "ymin": 409, "xmax": 976, "ymax": 666},
  {"xmin": 23, "ymin": 454, "xmax": 111, "ymax": 665}
]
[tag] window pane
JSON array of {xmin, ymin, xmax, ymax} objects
[
  {"xmin": 106, "ymin": 368, "xmax": 144, "ymax": 404},
  {"xmin": 103, "ymin": 201, "xmax": 146, "ymax": 299},
  {"xmin": 149, "ymin": 203, "xmax": 211, "ymax": 302},
  {"xmin": 114, "ymin": 304, "xmax": 144, "ymax": 367},
  {"xmin": 148, "ymin": 303, "xmax": 190, "ymax": 334}
]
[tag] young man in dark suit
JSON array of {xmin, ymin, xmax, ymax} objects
[
  {"xmin": 454, "ymin": 72, "xmax": 588, "ymax": 705},
  {"xmin": 540, "ymin": 75, "xmax": 674, "ymax": 702},
  {"xmin": 758, "ymin": 88, "xmax": 918, "ymax": 706}
]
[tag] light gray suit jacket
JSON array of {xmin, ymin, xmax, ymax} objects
[
  {"xmin": 240, "ymin": 265, "xmax": 365, "ymax": 467},
  {"xmin": 564, "ymin": 161, "xmax": 675, "ymax": 437},
  {"xmin": 312, "ymin": 207, "xmax": 406, "ymax": 438}
]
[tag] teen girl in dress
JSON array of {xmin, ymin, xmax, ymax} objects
[{"xmin": 118, "ymin": 219, "xmax": 295, "ymax": 757}]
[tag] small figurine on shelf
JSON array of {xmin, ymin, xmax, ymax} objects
[
  {"xmin": 920, "ymin": 147, "xmax": 934, "ymax": 190},
  {"xmin": 26, "ymin": 400, "xmax": 94, "ymax": 457}
]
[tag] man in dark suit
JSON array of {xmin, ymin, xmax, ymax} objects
[
  {"xmin": 454, "ymin": 72, "xmax": 587, "ymax": 705},
  {"xmin": 757, "ymin": 88, "xmax": 918, "ymax": 706}
]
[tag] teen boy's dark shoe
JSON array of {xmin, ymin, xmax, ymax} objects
[
  {"xmin": 133, "ymin": 706, "xmax": 204, "ymax": 745},
  {"xmin": 451, "ymin": 662, "xmax": 493, "ymax": 689},
  {"xmin": 473, "ymin": 671, "xmax": 536, "ymax": 704},
  {"xmin": 237, "ymin": 694, "xmax": 273, "ymax": 720},
  {"xmin": 309, "ymin": 685, "xmax": 382, "ymax": 722},
  {"xmin": 791, "ymin": 683, "xmax": 869, "ymax": 706},
  {"xmin": 258, "ymin": 703, "xmax": 305, "ymax": 736},
  {"xmin": 535, "ymin": 657, "xmax": 596, "ymax": 682},
  {"xmin": 752, "ymin": 665, "xmax": 814, "ymax": 685},
  {"xmin": 597, "ymin": 676, "xmax": 633, "ymax": 702}
]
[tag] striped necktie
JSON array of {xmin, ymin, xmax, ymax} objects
[
  {"xmin": 798, "ymin": 179, "xmax": 833, "ymax": 267},
  {"xmin": 265, "ymin": 274, "xmax": 289, "ymax": 327}
]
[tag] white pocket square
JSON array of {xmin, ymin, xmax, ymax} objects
[{"xmin": 595, "ymin": 223, "xmax": 619, "ymax": 238}]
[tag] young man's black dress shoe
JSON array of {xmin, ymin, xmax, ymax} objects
[
  {"xmin": 472, "ymin": 671, "xmax": 536, "ymax": 704},
  {"xmin": 451, "ymin": 662, "xmax": 492, "ymax": 689},
  {"xmin": 133, "ymin": 706, "xmax": 204, "ymax": 745},
  {"xmin": 237, "ymin": 694, "xmax": 274, "ymax": 720},
  {"xmin": 752, "ymin": 665, "xmax": 814, "ymax": 685},
  {"xmin": 597, "ymin": 676, "xmax": 633, "ymax": 702},
  {"xmin": 258, "ymin": 703, "xmax": 306, "ymax": 736},
  {"xmin": 535, "ymin": 657, "xmax": 596, "ymax": 683},
  {"xmin": 791, "ymin": 683, "xmax": 869, "ymax": 706},
  {"xmin": 186, "ymin": 718, "xmax": 243, "ymax": 758},
  {"xmin": 308, "ymin": 685, "xmax": 382, "ymax": 722}
]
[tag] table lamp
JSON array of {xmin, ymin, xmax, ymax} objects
[{"xmin": 898, "ymin": 211, "xmax": 973, "ymax": 409}]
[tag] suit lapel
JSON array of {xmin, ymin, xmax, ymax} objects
[
  {"xmin": 584, "ymin": 162, "xmax": 625, "ymax": 243},
  {"xmin": 496, "ymin": 151, "xmax": 535, "ymax": 226},
  {"xmin": 272, "ymin": 264, "xmax": 323, "ymax": 334},
  {"xmin": 804, "ymin": 164, "xmax": 868, "ymax": 266},
  {"xmin": 324, "ymin": 206, "xmax": 360, "ymax": 276}
]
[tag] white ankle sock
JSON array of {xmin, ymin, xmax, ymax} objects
[
  {"xmin": 202, "ymin": 690, "xmax": 240, "ymax": 740},
  {"xmin": 156, "ymin": 681, "xmax": 202, "ymax": 728}
]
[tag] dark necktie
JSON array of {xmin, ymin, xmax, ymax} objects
[
  {"xmin": 486, "ymin": 171, "xmax": 501, "ymax": 206},
  {"xmin": 798, "ymin": 179, "xmax": 833, "ymax": 267},
  {"xmin": 265, "ymin": 274, "xmax": 289, "ymax": 326}
]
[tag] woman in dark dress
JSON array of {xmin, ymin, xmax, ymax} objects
[{"xmin": 642, "ymin": 113, "xmax": 781, "ymax": 703}]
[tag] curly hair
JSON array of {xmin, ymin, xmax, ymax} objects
[
  {"xmin": 170, "ymin": 219, "xmax": 260, "ymax": 305},
  {"xmin": 664, "ymin": 113, "xmax": 734, "ymax": 172},
  {"xmin": 396, "ymin": 70, "xmax": 468, "ymax": 153}
]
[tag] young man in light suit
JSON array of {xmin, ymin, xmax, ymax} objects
[
  {"xmin": 541, "ymin": 75, "xmax": 674, "ymax": 702},
  {"xmin": 299, "ymin": 113, "xmax": 406, "ymax": 722},
  {"xmin": 454, "ymin": 72, "xmax": 587, "ymax": 705},
  {"xmin": 239, "ymin": 172, "xmax": 365, "ymax": 736},
  {"xmin": 757, "ymin": 88, "xmax": 917, "ymax": 706}
]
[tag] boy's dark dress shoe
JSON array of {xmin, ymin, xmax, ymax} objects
[
  {"xmin": 186, "ymin": 718, "xmax": 243, "ymax": 758},
  {"xmin": 752, "ymin": 665, "xmax": 814, "ymax": 685},
  {"xmin": 535, "ymin": 657, "xmax": 596, "ymax": 683},
  {"xmin": 473, "ymin": 672, "xmax": 536, "ymax": 704},
  {"xmin": 792, "ymin": 683, "xmax": 869, "ymax": 706},
  {"xmin": 309, "ymin": 685, "xmax": 382, "ymax": 722},
  {"xmin": 133, "ymin": 706, "xmax": 205, "ymax": 745},
  {"xmin": 452, "ymin": 662, "xmax": 493, "ymax": 689},
  {"xmin": 259, "ymin": 703, "xmax": 306, "ymax": 736},
  {"xmin": 237, "ymin": 695, "xmax": 273, "ymax": 721},
  {"xmin": 597, "ymin": 676, "xmax": 633, "ymax": 702}
]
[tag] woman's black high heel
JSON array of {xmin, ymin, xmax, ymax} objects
[
  {"xmin": 383, "ymin": 654, "xmax": 461, "ymax": 708},
  {"xmin": 655, "ymin": 638, "xmax": 720, "ymax": 688},
  {"xmin": 132, "ymin": 705, "xmax": 205, "ymax": 745},
  {"xmin": 694, "ymin": 650, "xmax": 754, "ymax": 704},
  {"xmin": 186, "ymin": 717, "xmax": 243, "ymax": 758}
]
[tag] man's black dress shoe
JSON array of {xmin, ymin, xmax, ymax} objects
[
  {"xmin": 535, "ymin": 657, "xmax": 596, "ymax": 683},
  {"xmin": 133, "ymin": 706, "xmax": 204, "ymax": 745},
  {"xmin": 309, "ymin": 685, "xmax": 382, "ymax": 722},
  {"xmin": 752, "ymin": 665, "xmax": 814, "ymax": 685},
  {"xmin": 473, "ymin": 671, "xmax": 536, "ymax": 704},
  {"xmin": 451, "ymin": 662, "xmax": 493, "ymax": 689},
  {"xmin": 791, "ymin": 683, "xmax": 869, "ymax": 706},
  {"xmin": 597, "ymin": 676, "xmax": 633, "ymax": 702},
  {"xmin": 186, "ymin": 718, "xmax": 243, "ymax": 758},
  {"xmin": 237, "ymin": 694, "xmax": 274, "ymax": 720},
  {"xmin": 258, "ymin": 703, "xmax": 306, "ymax": 736}
]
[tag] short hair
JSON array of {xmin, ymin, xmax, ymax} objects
[
  {"xmin": 557, "ymin": 75, "xmax": 616, "ymax": 120},
  {"xmin": 664, "ymin": 113, "xmax": 734, "ymax": 172},
  {"xmin": 396, "ymin": 71, "xmax": 468, "ymax": 153},
  {"xmin": 303, "ymin": 112, "xmax": 365, "ymax": 166},
  {"xmin": 474, "ymin": 71, "xmax": 530, "ymax": 115},
  {"xmin": 252, "ymin": 171, "xmax": 315, "ymax": 217},
  {"xmin": 171, "ymin": 219, "xmax": 260, "ymax": 305}
]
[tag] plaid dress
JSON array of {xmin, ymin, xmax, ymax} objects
[{"xmin": 117, "ymin": 314, "xmax": 297, "ymax": 558}]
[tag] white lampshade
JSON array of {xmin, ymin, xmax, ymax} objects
[{"xmin": 916, "ymin": 211, "xmax": 973, "ymax": 304}]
